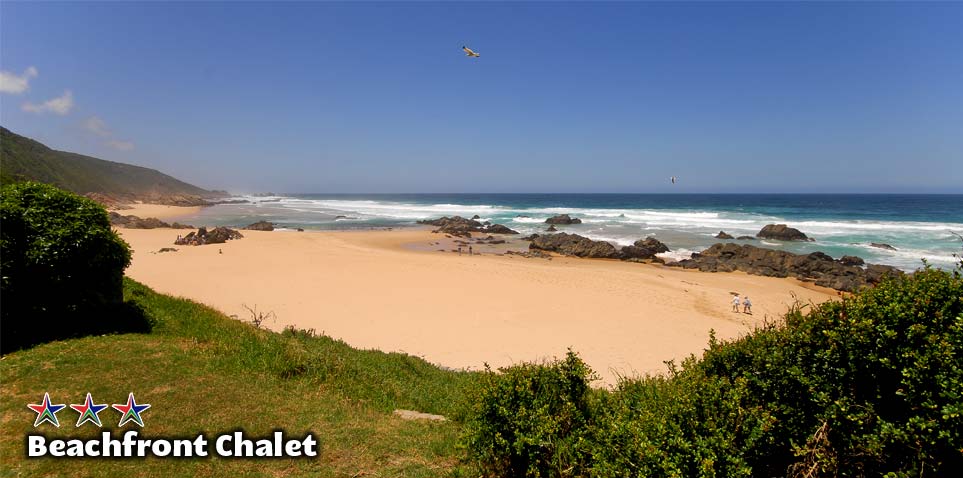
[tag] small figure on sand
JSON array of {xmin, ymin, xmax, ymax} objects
[
  {"xmin": 458, "ymin": 246, "xmax": 462, "ymax": 255},
  {"xmin": 742, "ymin": 296, "xmax": 752, "ymax": 314},
  {"xmin": 732, "ymin": 294, "xmax": 741, "ymax": 313},
  {"xmin": 469, "ymin": 245, "xmax": 473, "ymax": 255}
]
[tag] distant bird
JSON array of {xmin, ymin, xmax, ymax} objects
[
  {"xmin": 670, "ymin": 176, "xmax": 678, "ymax": 184},
  {"xmin": 462, "ymin": 46, "xmax": 480, "ymax": 58}
]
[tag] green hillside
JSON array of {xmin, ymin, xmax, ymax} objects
[{"xmin": 0, "ymin": 127, "xmax": 219, "ymax": 201}]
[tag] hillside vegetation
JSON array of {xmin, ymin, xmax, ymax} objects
[{"xmin": 0, "ymin": 127, "xmax": 218, "ymax": 201}]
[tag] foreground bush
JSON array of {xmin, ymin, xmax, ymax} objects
[
  {"xmin": 463, "ymin": 266, "xmax": 963, "ymax": 477},
  {"xmin": 1, "ymin": 181, "xmax": 137, "ymax": 351},
  {"xmin": 463, "ymin": 351, "xmax": 596, "ymax": 477}
]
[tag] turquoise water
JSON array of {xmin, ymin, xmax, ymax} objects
[{"xmin": 181, "ymin": 194, "xmax": 963, "ymax": 271}]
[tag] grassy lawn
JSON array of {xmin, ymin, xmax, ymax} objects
[{"xmin": 1, "ymin": 278, "xmax": 477, "ymax": 477}]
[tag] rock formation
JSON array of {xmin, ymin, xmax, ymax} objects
[
  {"xmin": 870, "ymin": 242, "xmax": 897, "ymax": 251},
  {"xmin": 715, "ymin": 231, "xmax": 734, "ymax": 239},
  {"xmin": 109, "ymin": 211, "xmax": 193, "ymax": 229},
  {"xmin": 618, "ymin": 237, "xmax": 670, "ymax": 261},
  {"xmin": 667, "ymin": 243, "xmax": 901, "ymax": 292},
  {"xmin": 417, "ymin": 216, "xmax": 519, "ymax": 238},
  {"xmin": 757, "ymin": 224, "xmax": 814, "ymax": 242},
  {"xmin": 174, "ymin": 226, "xmax": 244, "ymax": 246},
  {"xmin": 529, "ymin": 233, "xmax": 619, "ymax": 258},
  {"xmin": 243, "ymin": 220, "xmax": 275, "ymax": 231},
  {"xmin": 544, "ymin": 214, "xmax": 582, "ymax": 225}
]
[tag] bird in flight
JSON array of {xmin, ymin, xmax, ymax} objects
[
  {"xmin": 462, "ymin": 46, "xmax": 480, "ymax": 58},
  {"xmin": 670, "ymin": 176, "xmax": 678, "ymax": 184}
]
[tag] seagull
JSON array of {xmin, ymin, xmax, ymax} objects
[
  {"xmin": 670, "ymin": 176, "xmax": 678, "ymax": 184},
  {"xmin": 462, "ymin": 46, "xmax": 480, "ymax": 58}
]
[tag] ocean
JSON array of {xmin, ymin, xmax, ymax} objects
[{"xmin": 180, "ymin": 193, "xmax": 963, "ymax": 271}]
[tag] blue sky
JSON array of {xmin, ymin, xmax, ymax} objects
[{"xmin": 1, "ymin": 1, "xmax": 961, "ymax": 193}]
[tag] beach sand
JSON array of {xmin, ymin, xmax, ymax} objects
[
  {"xmin": 117, "ymin": 204, "xmax": 203, "ymax": 220},
  {"xmin": 119, "ymin": 227, "xmax": 837, "ymax": 386}
]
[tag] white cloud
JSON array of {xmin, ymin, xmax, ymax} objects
[
  {"xmin": 22, "ymin": 90, "xmax": 74, "ymax": 115},
  {"xmin": 83, "ymin": 116, "xmax": 112, "ymax": 137},
  {"xmin": 0, "ymin": 66, "xmax": 38, "ymax": 94},
  {"xmin": 81, "ymin": 115, "xmax": 134, "ymax": 151},
  {"xmin": 107, "ymin": 139, "xmax": 135, "ymax": 151}
]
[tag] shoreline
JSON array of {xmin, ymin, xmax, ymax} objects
[
  {"xmin": 118, "ymin": 227, "xmax": 837, "ymax": 386},
  {"xmin": 114, "ymin": 203, "xmax": 204, "ymax": 220}
]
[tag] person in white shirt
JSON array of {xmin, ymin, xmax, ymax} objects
[
  {"xmin": 732, "ymin": 295, "xmax": 741, "ymax": 312},
  {"xmin": 743, "ymin": 296, "xmax": 752, "ymax": 314}
]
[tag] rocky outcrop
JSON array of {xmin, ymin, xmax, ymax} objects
[
  {"xmin": 505, "ymin": 250, "xmax": 552, "ymax": 259},
  {"xmin": 109, "ymin": 211, "xmax": 193, "ymax": 229},
  {"xmin": 546, "ymin": 225, "xmax": 558, "ymax": 232},
  {"xmin": 529, "ymin": 233, "xmax": 619, "ymax": 258},
  {"xmin": 545, "ymin": 214, "xmax": 582, "ymax": 225},
  {"xmin": 417, "ymin": 216, "xmax": 519, "ymax": 238},
  {"xmin": 174, "ymin": 226, "xmax": 244, "ymax": 246},
  {"xmin": 619, "ymin": 237, "xmax": 670, "ymax": 260},
  {"xmin": 839, "ymin": 255, "xmax": 865, "ymax": 267},
  {"xmin": 667, "ymin": 243, "xmax": 901, "ymax": 292},
  {"xmin": 715, "ymin": 231, "xmax": 734, "ymax": 239},
  {"xmin": 243, "ymin": 220, "xmax": 275, "ymax": 231},
  {"xmin": 870, "ymin": 242, "xmax": 897, "ymax": 251},
  {"xmin": 737, "ymin": 236, "xmax": 756, "ymax": 240},
  {"xmin": 757, "ymin": 224, "xmax": 814, "ymax": 242}
]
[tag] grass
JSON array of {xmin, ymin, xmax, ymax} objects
[{"xmin": 0, "ymin": 278, "xmax": 478, "ymax": 477}]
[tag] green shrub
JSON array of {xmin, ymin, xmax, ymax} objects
[
  {"xmin": 462, "ymin": 351, "xmax": 596, "ymax": 477},
  {"xmin": 1, "ymin": 181, "xmax": 135, "ymax": 351},
  {"xmin": 462, "ymin": 266, "xmax": 963, "ymax": 477}
]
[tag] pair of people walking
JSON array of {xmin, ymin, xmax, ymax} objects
[{"xmin": 732, "ymin": 294, "xmax": 752, "ymax": 314}]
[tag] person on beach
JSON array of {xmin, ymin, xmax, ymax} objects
[
  {"xmin": 743, "ymin": 296, "xmax": 752, "ymax": 314},
  {"xmin": 469, "ymin": 245, "xmax": 473, "ymax": 255},
  {"xmin": 458, "ymin": 246, "xmax": 462, "ymax": 255},
  {"xmin": 732, "ymin": 294, "xmax": 741, "ymax": 312}
]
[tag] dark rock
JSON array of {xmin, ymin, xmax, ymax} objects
[
  {"xmin": 296, "ymin": 228, "xmax": 305, "ymax": 232},
  {"xmin": 545, "ymin": 214, "xmax": 582, "ymax": 225},
  {"xmin": 243, "ymin": 220, "xmax": 275, "ymax": 231},
  {"xmin": 157, "ymin": 247, "xmax": 178, "ymax": 253},
  {"xmin": 546, "ymin": 225, "xmax": 558, "ymax": 232},
  {"xmin": 520, "ymin": 234, "xmax": 540, "ymax": 241},
  {"xmin": 838, "ymin": 255, "xmax": 865, "ymax": 267},
  {"xmin": 757, "ymin": 224, "xmax": 814, "ymax": 242},
  {"xmin": 715, "ymin": 231, "xmax": 735, "ymax": 239},
  {"xmin": 109, "ymin": 211, "xmax": 172, "ymax": 229},
  {"xmin": 486, "ymin": 224, "xmax": 519, "ymax": 235},
  {"xmin": 666, "ymin": 243, "xmax": 901, "ymax": 292},
  {"xmin": 170, "ymin": 222, "xmax": 194, "ymax": 229},
  {"xmin": 619, "ymin": 237, "xmax": 670, "ymax": 260},
  {"xmin": 870, "ymin": 242, "xmax": 897, "ymax": 251},
  {"xmin": 506, "ymin": 250, "xmax": 552, "ymax": 259},
  {"xmin": 736, "ymin": 236, "xmax": 756, "ymax": 240},
  {"xmin": 634, "ymin": 237, "xmax": 670, "ymax": 254},
  {"xmin": 472, "ymin": 215, "xmax": 481, "ymax": 220},
  {"xmin": 417, "ymin": 216, "xmax": 517, "ymax": 237},
  {"xmin": 174, "ymin": 226, "xmax": 243, "ymax": 246},
  {"xmin": 529, "ymin": 232, "xmax": 619, "ymax": 258},
  {"xmin": 334, "ymin": 215, "xmax": 358, "ymax": 220}
]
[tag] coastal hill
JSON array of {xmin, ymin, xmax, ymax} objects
[{"xmin": 0, "ymin": 127, "xmax": 223, "ymax": 205}]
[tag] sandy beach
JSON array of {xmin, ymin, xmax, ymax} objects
[
  {"xmin": 117, "ymin": 204, "xmax": 203, "ymax": 220},
  {"xmin": 118, "ymin": 225, "xmax": 837, "ymax": 385}
]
